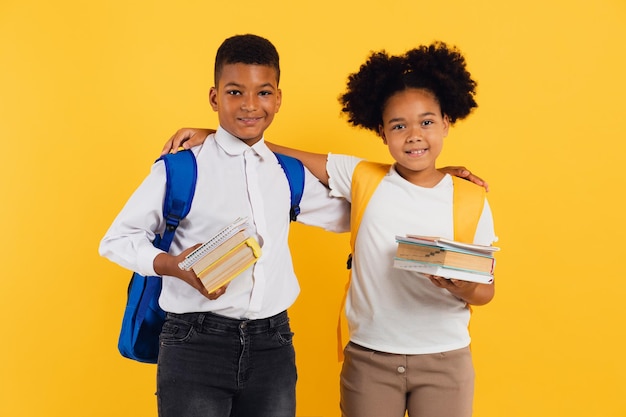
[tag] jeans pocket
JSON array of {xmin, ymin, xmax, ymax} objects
[
  {"xmin": 272, "ymin": 323, "xmax": 294, "ymax": 346},
  {"xmin": 160, "ymin": 318, "xmax": 195, "ymax": 346}
]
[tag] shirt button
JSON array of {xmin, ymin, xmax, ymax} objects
[{"xmin": 397, "ymin": 366, "xmax": 406, "ymax": 373}]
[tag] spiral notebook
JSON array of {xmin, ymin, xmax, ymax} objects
[{"xmin": 178, "ymin": 217, "xmax": 250, "ymax": 271}]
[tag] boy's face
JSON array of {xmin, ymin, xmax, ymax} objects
[
  {"xmin": 379, "ymin": 88, "xmax": 449, "ymax": 184},
  {"xmin": 210, "ymin": 63, "xmax": 281, "ymax": 145}
]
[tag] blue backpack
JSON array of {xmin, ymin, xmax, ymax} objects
[{"xmin": 118, "ymin": 149, "xmax": 305, "ymax": 363}]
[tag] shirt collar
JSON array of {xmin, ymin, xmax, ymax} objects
[{"xmin": 214, "ymin": 126, "xmax": 274, "ymax": 161}]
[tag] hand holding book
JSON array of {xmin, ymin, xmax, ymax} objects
[
  {"xmin": 178, "ymin": 217, "xmax": 262, "ymax": 293},
  {"xmin": 394, "ymin": 235, "xmax": 499, "ymax": 284}
]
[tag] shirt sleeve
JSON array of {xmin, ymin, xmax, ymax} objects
[
  {"xmin": 326, "ymin": 153, "xmax": 363, "ymax": 201},
  {"xmin": 98, "ymin": 161, "xmax": 168, "ymax": 277},
  {"xmin": 296, "ymin": 164, "xmax": 351, "ymax": 233}
]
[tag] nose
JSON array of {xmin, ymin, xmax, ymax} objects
[
  {"xmin": 241, "ymin": 94, "xmax": 258, "ymax": 111},
  {"xmin": 406, "ymin": 126, "xmax": 422, "ymax": 142}
]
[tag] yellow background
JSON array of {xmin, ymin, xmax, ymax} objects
[{"xmin": 1, "ymin": 0, "xmax": 625, "ymax": 416}]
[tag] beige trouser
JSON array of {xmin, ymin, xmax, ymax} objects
[{"xmin": 340, "ymin": 342, "xmax": 475, "ymax": 417}]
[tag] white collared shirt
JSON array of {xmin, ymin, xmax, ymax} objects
[{"xmin": 100, "ymin": 127, "xmax": 349, "ymax": 319}]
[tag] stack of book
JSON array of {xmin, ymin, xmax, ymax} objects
[
  {"xmin": 178, "ymin": 217, "xmax": 261, "ymax": 293},
  {"xmin": 393, "ymin": 235, "xmax": 499, "ymax": 284}
]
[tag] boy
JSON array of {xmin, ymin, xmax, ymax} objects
[{"xmin": 99, "ymin": 34, "xmax": 349, "ymax": 417}]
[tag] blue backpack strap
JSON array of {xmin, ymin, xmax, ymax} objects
[
  {"xmin": 155, "ymin": 150, "xmax": 198, "ymax": 249},
  {"xmin": 274, "ymin": 152, "xmax": 304, "ymax": 221},
  {"xmin": 118, "ymin": 149, "xmax": 197, "ymax": 363}
]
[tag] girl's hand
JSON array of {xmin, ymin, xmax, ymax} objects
[
  {"xmin": 427, "ymin": 274, "xmax": 472, "ymax": 292},
  {"xmin": 438, "ymin": 166, "xmax": 489, "ymax": 191},
  {"xmin": 161, "ymin": 128, "xmax": 214, "ymax": 155},
  {"xmin": 424, "ymin": 274, "xmax": 494, "ymax": 305}
]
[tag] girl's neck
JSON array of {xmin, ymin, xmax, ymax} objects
[{"xmin": 393, "ymin": 164, "xmax": 445, "ymax": 188}]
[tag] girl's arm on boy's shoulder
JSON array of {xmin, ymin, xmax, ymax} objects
[
  {"xmin": 162, "ymin": 127, "xmax": 330, "ymax": 185},
  {"xmin": 161, "ymin": 128, "xmax": 488, "ymax": 190},
  {"xmin": 265, "ymin": 142, "xmax": 329, "ymax": 186},
  {"xmin": 161, "ymin": 128, "xmax": 215, "ymax": 155}
]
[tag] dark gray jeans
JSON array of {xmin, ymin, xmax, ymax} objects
[{"xmin": 157, "ymin": 310, "xmax": 297, "ymax": 417}]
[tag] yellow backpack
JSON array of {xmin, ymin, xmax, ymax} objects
[{"xmin": 337, "ymin": 161, "xmax": 486, "ymax": 360}]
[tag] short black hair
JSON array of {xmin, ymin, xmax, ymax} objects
[
  {"xmin": 339, "ymin": 42, "xmax": 477, "ymax": 133},
  {"xmin": 214, "ymin": 34, "xmax": 280, "ymax": 85}
]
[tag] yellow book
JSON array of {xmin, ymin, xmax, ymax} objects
[
  {"xmin": 178, "ymin": 217, "xmax": 249, "ymax": 271},
  {"xmin": 196, "ymin": 237, "xmax": 262, "ymax": 293},
  {"xmin": 189, "ymin": 229, "xmax": 250, "ymax": 274}
]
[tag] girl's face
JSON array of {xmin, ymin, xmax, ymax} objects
[{"xmin": 379, "ymin": 88, "xmax": 449, "ymax": 186}]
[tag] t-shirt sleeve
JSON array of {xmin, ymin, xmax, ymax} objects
[
  {"xmin": 296, "ymin": 164, "xmax": 351, "ymax": 233},
  {"xmin": 326, "ymin": 153, "xmax": 363, "ymax": 202}
]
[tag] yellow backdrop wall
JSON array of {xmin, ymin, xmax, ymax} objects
[{"xmin": 1, "ymin": 0, "xmax": 625, "ymax": 416}]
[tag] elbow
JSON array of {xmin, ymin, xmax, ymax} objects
[{"xmin": 467, "ymin": 283, "xmax": 495, "ymax": 306}]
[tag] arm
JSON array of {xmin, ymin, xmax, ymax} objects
[
  {"xmin": 159, "ymin": 128, "xmax": 488, "ymax": 190},
  {"xmin": 161, "ymin": 128, "xmax": 215, "ymax": 155},
  {"xmin": 159, "ymin": 127, "xmax": 332, "ymax": 186},
  {"xmin": 438, "ymin": 166, "xmax": 489, "ymax": 192},
  {"xmin": 98, "ymin": 159, "xmax": 226, "ymax": 300},
  {"xmin": 266, "ymin": 142, "xmax": 330, "ymax": 186},
  {"xmin": 153, "ymin": 247, "xmax": 226, "ymax": 300}
]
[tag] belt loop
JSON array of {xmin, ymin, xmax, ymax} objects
[
  {"xmin": 197, "ymin": 313, "xmax": 205, "ymax": 326},
  {"xmin": 268, "ymin": 311, "xmax": 287, "ymax": 329}
]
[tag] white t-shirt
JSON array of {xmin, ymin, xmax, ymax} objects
[
  {"xmin": 327, "ymin": 154, "xmax": 496, "ymax": 354},
  {"xmin": 99, "ymin": 128, "xmax": 350, "ymax": 320}
]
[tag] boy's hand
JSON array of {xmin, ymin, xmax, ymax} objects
[
  {"xmin": 153, "ymin": 244, "xmax": 227, "ymax": 300},
  {"xmin": 207, "ymin": 284, "xmax": 229, "ymax": 300},
  {"xmin": 161, "ymin": 128, "xmax": 214, "ymax": 155},
  {"xmin": 438, "ymin": 166, "xmax": 489, "ymax": 192}
]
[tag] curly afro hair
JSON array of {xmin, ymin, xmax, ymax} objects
[{"xmin": 339, "ymin": 42, "xmax": 477, "ymax": 133}]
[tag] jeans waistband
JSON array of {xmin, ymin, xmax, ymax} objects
[{"xmin": 167, "ymin": 310, "xmax": 289, "ymax": 333}]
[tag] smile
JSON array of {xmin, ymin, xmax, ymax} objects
[
  {"xmin": 238, "ymin": 116, "xmax": 263, "ymax": 124},
  {"xmin": 406, "ymin": 149, "xmax": 427, "ymax": 155}
]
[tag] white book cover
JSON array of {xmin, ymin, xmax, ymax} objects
[{"xmin": 394, "ymin": 258, "xmax": 494, "ymax": 284}]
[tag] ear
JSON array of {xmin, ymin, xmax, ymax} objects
[
  {"xmin": 442, "ymin": 114, "xmax": 450, "ymax": 137},
  {"xmin": 378, "ymin": 125, "xmax": 387, "ymax": 144},
  {"xmin": 209, "ymin": 87, "xmax": 218, "ymax": 111},
  {"xmin": 275, "ymin": 88, "xmax": 282, "ymax": 113}
]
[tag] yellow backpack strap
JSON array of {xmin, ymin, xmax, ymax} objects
[
  {"xmin": 451, "ymin": 176, "xmax": 487, "ymax": 330},
  {"xmin": 337, "ymin": 161, "xmax": 390, "ymax": 360},
  {"xmin": 451, "ymin": 176, "xmax": 486, "ymax": 243},
  {"xmin": 349, "ymin": 161, "xmax": 391, "ymax": 250}
]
